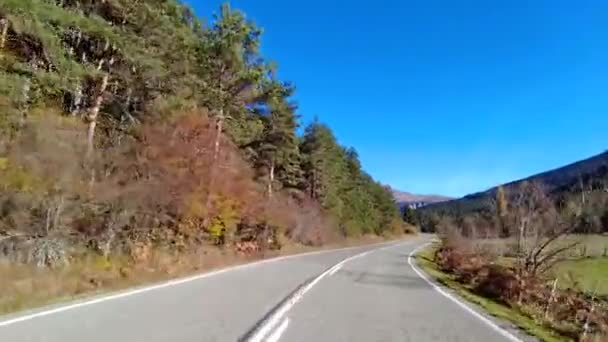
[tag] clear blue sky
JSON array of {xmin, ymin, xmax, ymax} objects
[{"xmin": 187, "ymin": 0, "xmax": 608, "ymax": 198}]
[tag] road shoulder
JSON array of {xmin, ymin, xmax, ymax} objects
[{"xmin": 411, "ymin": 243, "xmax": 544, "ymax": 342}]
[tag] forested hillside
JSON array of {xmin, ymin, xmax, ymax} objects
[
  {"xmin": 0, "ymin": 0, "xmax": 406, "ymax": 267},
  {"xmin": 417, "ymin": 151, "xmax": 608, "ymax": 233}
]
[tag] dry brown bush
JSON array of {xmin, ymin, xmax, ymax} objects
[
  {"xmin": 116, "ymin": 111, "xmax": 334, "ymax": 250},
  {"xmin": 0, "ymin": 110, "xmax": 402, "ymax": 315},
  {"xmin": 0, "ymin": 110, "xmax": 336, "ymax": 266},
  {"xmin": 474, "ymin": 265, "xmax": 520, "ymax": 302},
  {"xmin": 435, "ymin": 229, "xmax": 608, "ymax": 340},
  {"xmin": 435, "ymin": 243, "xmax": 608, "ymax": 339}
]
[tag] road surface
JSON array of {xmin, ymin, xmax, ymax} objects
[{"xmin": 0, "ymin": 235, "xmax": 527, "ymax": 341}]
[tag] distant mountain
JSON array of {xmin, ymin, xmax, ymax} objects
[
  {"xmin": 421, "ymin": 150, "xmax": 608, "ymax": 215},
  {"xmin": 391, "ymin": 189, "xmax": 452, "ymax": 209}
]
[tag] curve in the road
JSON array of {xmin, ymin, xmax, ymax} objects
[
  {"xmin": 241, "ymin": 248, "xmax": 379, "ymax": 342},
  {"xmin": 246, "ymin": 240, "xmax": 525, "ymax": 342},
  {"xmin": 0, "ymin": 241, "xmax": 393, "ymax": 329},
  {"xmin": 0, "ymin": 236, "xmax": 533, "ymax": 342}
]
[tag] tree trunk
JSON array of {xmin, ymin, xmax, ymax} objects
[
  {"xmin": 123, "ymin": 87, "xmax": 132, "ymax": 121},
  {"xmin": 203, "ymin": 113, "xmax": 224, "ymax": 228},
  {"xmin": 21, "ymin": 78, "xmax": 31, "ymax": 108},
  {"xmin": 86, "ymin": 56, "xmax": 113, "ymax": 157},
  {"xmin": 45, "ymin": 207, "xmax": 52, "ymax": 235},
  {"xmin": 19, "ymin": 66, "xmax": 33, "ymax": 126},
  {"xmin": 213, "ymin": 112, "xmax": 223, "ymax": 161},
  {"xmin": 52, "ymin": 196, "xmax": 64, "ymax": 232},
  {"xmin": 581, "ymin": 190, "xmax": 586, "ymax": 206},
  {"xmin": 267, "ymin": 161, "xmax": 275, "ymax": 199},
  {"xmin": 544, "ymin": 278, "xmax": 558, "ymax": 320},
  {"xmin": 579, "ymin": 177, "xmax": 586, "ymax": 206},
  {"xmin": 263, "ymin": 160, "xmax": 275, "ymax": 250},
  {"xmin": 0, "ymin": 18, "xmax": 8, "ymax": 54},
  {"xmin": 87, "ymin": 72, "xmax": 109, "ymax": 157},
  {"xmin": 311, "ymin": 169, "xmax": 316, "ymax": 199},
  {"xmin": 70, "ymin": 82, "xmax": 82, "ymax": 116}
]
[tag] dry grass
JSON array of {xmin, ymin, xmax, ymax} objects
[{"xmin": 0, "ymin": 246, "xmax": 246, "ymax": 314}]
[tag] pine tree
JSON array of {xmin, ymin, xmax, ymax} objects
[
  {"xmin": 300, "ymin": 121, "xmax": 347, "ymax": 213},
  {"xmin": 251, "ymin": 78, "xmax": 302, "ymax": 197},
  {"xmin": 300, "ymin": 122, "xmax": 400, "ymax": 236},
  {"xmin": 403, "ymin": 207, "xmax": 418, "ymax": 226},
  {"xmin": 198, "ymin": 3, "xmax": 267, "ymax": 154},
  {"xmin": 0, "ymin": 0, "xmax": 404, "ymax": 244}
]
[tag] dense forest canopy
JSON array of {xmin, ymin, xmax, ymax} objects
[{"xmin": 0, "ymin": 0, "xmax": 406, "ymax": 265}]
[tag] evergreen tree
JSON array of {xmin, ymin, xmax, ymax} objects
[
  {"xmin": 300, "ymin": 122, "xmax": 400, "ymax": 236},
  {"xmin": 250, "ymin": 78, "xmax": 302, "ymax": 197},
  {"xmin": 300, "ymin": 121, "xmax": 347, "ymax": 214},
  {"xmin": 198, "ymin": 3, "xmax": 267, "ymax": 152},
  {"xmin": 403, "ymin": 207, "xmax": 418, "ymax": 226},
  {"xmin": 0, "ymin": 0, "xmax": 405, "ymax": 243}
]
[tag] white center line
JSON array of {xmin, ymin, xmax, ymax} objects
[
  {"xmin": 246, "ymin": 241, "xmax": 410, "ymax": 342},
  {"xmin": 266, "ymin": 318, "xmax": 289, "ymax": 342},
  {"xmin": 0, "ymin": 241, "xmax": 398, "ymax": 328}
]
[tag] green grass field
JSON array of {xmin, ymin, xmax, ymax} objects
[
  {"xmin": 551, "ymin": 257, "xmax": 608, "ymax": 296},
  {"xmin": 559, "ymin": 234, "xmax": 608, "ymax": 258},
  {"xmin": 548, "ymin": 235, "xmax": 608, "ymax": 297},
  {"xmin": 470, "ymin": 234, "xmax": 608, "ymax": 295}
]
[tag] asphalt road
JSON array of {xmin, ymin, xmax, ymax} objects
[{"xmin": 0, "ymin": 235, "xmax": 527, "ymax": 342}]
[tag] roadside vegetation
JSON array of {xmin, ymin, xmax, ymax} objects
[
  {"xmin": 416, "ymin": 244, "xmax": 565, "ymax": 342},
  {"xmin": 0, "ymin": 1, "xmax": 415, "ymax": 315},
  {"xmin": 414, "ymin": 181, "xmax": 608, "ymax": 341}
]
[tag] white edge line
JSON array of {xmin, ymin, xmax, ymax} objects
[
  {"xmin": 246, "ymin": 242, "xmax": 403, "ymax": 342},
  {"xmin": 0, "ymin": 240, "xmax": 401, "ymax": 328},
  {"xmin": 408, "ymin": 242, "xmax": 522, "ymax": 342},
  {"xmin": 265, "ymin": 318, "xmax": 289, "ymax": 342}
]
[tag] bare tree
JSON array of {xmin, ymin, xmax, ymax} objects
[{"xmin": 503, "ymin": 182, "xmax": 583, "ymax": 278}]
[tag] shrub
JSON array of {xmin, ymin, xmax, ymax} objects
[
  {"xmin": 434, "ymin": 240, "xmax": 608, "ymax": 340},
  {"xmin": 474, "ymin": 265, "xmax": 520, "ymax": 302}
]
